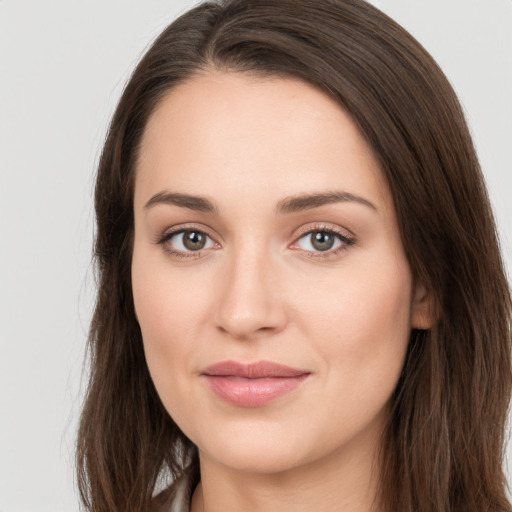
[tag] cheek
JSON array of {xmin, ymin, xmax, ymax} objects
[
  {"xmin": 300, "ymin": 254, "xmax": 413, "ymax": 385},
  {"xmin": 131, "ymin": 248, "xmax": 210, "ymax": 418},
  {"xmin": 288, "ymin": 257, "xmax": 413, "ymax": 447},
  {"xmin": 132, "ymin": 238, "xmax": 211, "ymax": 346},
  {"xmin": 133, "ymin": 274, "xmax": 203, "ymax": 348},
  {"xmin": 343, "ymin": 267, "xmax": 412, "ymax": 344}
]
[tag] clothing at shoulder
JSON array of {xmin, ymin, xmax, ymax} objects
[{"xmin": 152, "ymin": 472, "xmax": 194, "ymax": 512}]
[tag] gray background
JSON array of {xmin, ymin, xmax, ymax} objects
[{"xmin": 0, "ymin": 1, "xmax": 511, "ymax": 510}]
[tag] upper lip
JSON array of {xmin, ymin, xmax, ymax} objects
[{"xmin": 201, "ymin": 360, "xmax": 309, "ymax": 378}]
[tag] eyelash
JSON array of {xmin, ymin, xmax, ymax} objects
[{"xmin": 156, "ymin": 223, "xmax": 356, "ymax": 261}]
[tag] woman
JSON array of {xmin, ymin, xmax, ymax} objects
[{"xmin": 76, "ymin": 0, "xmax": 512, "ymax": 511}]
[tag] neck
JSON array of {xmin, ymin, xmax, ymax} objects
[{"xmin": 190, "ymin": 429, "xmax": 382, "ymax": 512}]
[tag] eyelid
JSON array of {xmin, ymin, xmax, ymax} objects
[
  {"xmin": 156, "ymin": 221, "xmax": 356, "ymax": 260},
  {"xmin": 289, "ymin": 222, "xmax": 357, "ymax": 258},
  {"xmin": 156, "ymin": 223, "xmax": 221, "ymax": 259},
  {"xmin": 156, "ymin": 223, "xmax": 218, "ymax": 244},
  {"xmin": 292, "ymin": 222, "xmax": 355, "ymax": 240}
]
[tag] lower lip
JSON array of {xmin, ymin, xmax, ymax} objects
[{"xmin": 203, "ymin": 375, "xmax": 309, "ymax": 407}]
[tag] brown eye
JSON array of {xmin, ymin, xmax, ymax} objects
[
  {"xmin": 182, "ymin": 231, "xmax": 207, "ymax": 251},
  {"xmin": 296, "ymin": 229, "xmax": 353, "ymax": 254},
  {"xmin": 298, "ymin": 230, "xmax": 341, "ymax": 252},
  {"xmin": 310, "ymin": 231, "xmax": 336, "ymax": 251},
  {"xmin": 164, "ymin": 229, "xmax": 215, "ymax": 253}
]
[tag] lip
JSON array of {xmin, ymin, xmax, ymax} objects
[{"xmin": 200, "ymin": 360, "xmax": 311, "ymax": 407}]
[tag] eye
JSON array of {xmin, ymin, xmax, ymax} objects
[
  {"xmin": 157, "ymin": 224, "xmax": 354, "ymax": 260},
  {"xmin": 159, "ymin": 228, "xmax": 216, "ymax": 257},
  {"xmin": 293, "ymin": 227, "xmax": 355, "ymax": 256}
]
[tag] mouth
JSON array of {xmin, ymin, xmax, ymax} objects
[{"xmin": 200, "ymin": 360, "xmax": 311, "ymax": 407}]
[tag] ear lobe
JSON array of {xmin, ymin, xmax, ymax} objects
[{"xmin": 411, "ymin": 282, "xmax": 438, "ymax": 330}]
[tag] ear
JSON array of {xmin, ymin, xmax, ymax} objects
[{"xmin": 411, "ymin": 281, "xmax": 438, "ymax": 330}]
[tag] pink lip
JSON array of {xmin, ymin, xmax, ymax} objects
[{"xmin": 200, "ymin": 360, "xmax": 310, "ymax": 407}]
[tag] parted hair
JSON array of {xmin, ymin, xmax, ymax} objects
[{"xmin": 76, "ymin": 0, "xmax": 512, "ymax": 510}]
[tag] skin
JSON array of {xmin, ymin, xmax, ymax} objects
[{"xmin": 132, "ymin": 71, "xmax": 433, "ymax": 512}]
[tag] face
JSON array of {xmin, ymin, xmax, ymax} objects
[{"xmin": 132, "ymin": 71, "xmax": 430, "ymax": 474}]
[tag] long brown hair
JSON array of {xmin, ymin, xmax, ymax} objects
[{"xmin": 76, "ymin": 1, "xmax": 512, "ymax": 510}]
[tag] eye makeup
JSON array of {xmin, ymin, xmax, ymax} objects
[{"xmin": 155, "ymin": 221, "xmax": 357, "ymax": 261}]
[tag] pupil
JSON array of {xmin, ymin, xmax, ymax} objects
[
  {"xmin": 312, "ymin": 231, "xmax": 334, "ymax": 251},
  {"xmin": 183, "ymin": 231, "xmax": 206, "ymax": 251}
]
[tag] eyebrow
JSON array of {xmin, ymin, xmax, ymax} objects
[
  {"xmin": 144, "ymin": 190, "xmax": 377, "ymax": 214},
  {"xmin": 144, "ymin": 191, "xmax": 219, "ymax": 213},
  {"xmin": 276, "ymin": 191, "xmax": 377, "ymax": 214}
]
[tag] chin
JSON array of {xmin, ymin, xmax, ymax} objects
[
  {"xmin": 207, "ymin": 441, "xmax": 306, "ymax": 474},
  {"xmin": 192, "ymin": 418, "xmax": 328, "ymax": 475}
]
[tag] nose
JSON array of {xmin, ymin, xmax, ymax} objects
[{"xmin": 214, "ymin": 247, "xmax": 288, "ymax": 340}]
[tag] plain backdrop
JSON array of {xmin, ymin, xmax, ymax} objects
[{"xmin": 0, "ymin": 1, "xmax": 511, "ymax": 511}]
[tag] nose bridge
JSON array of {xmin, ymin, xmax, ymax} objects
[{"xmin": 215, "ymin": 237, "xmax": 286, "ymax": 339}]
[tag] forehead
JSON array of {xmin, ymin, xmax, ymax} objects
[{"xmin": 134, "ymin": 71, "xmax": 389, "ymax": 214}]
